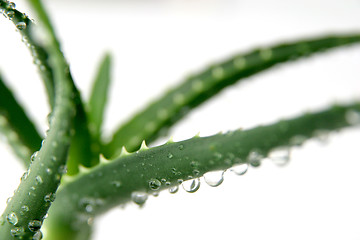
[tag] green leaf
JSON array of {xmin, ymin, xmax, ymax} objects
[
  {"xmin": 103, "ymin": 33, "xmax": 360, "ymax": 158},
  {"xmin": 88, "ymin": 53, "xmax": 112, "ymax": 144},
  {"xmin": 0, "ymin": 73, "xmax": 42, "ymax": 166},
  {"xmin": 44, "ymin": 102, "xmax": 360, "ymax": 239},
  {"xmin": 0, "ymin": 1, "xmax": 76, "ymax": 238}
]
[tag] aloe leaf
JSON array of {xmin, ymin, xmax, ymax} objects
[
  {"xmin": 43, "ymin": 102, "xmax": 360, "ymax": 240},
  {"xmin": 103, "ymin": 33, "xmax": 360, "ymax": 158},
  {"xmin": 0, "ymin": 1, "xmax": 76, "ymax": 239},
  {"xmin": 66, "ymin": 89, "xmax": 98, "ymax": 175},
  {"xmin": 17, "ymin": 0, "xmax": 97, "ymax": 175},
  {"xmin": 87, "ymin": 53, "xmax": 112, "ymax": 150},
  {"xmin": 0, "ymin": 0, "xmax": 55, "ymax": 107},
  {"xmin": 0, "ymin": 73, "xmax": 42, "ymax": 165}
]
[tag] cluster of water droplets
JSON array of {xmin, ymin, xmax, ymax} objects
[
  {"xmin": 3, "ymin": 209, "xmax": 43, "ymax": 239},
  {"xmin": 78, "ymin": 197, "xmax": 105, "ymax": 214},
  {"xmin": 0, "ymin": 1, "xmax": 28, "ymax": 31}
]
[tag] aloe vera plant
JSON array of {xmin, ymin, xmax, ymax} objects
[{"xmin": 0, "ymin": 0, "xmax": 360, "ymax": 239}]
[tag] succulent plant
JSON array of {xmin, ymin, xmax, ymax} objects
[{"xmin": 0, "ymin": 0, "xmax": 359, "ymax": 239}]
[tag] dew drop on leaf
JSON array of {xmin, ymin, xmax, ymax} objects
[
  {"xmin": 44, "ymin": 193, "xmax": 56, "ymax": 202},
  {"xmin": 111, "ymin": 181, "xmax": 121, "ymax": 188},
  {"xmin": 169, "ymin": 185, "xmax": 179, "ymax": 194},
  {"xmin": 290, "ymin": 135, "xmax": 307, "ymax": 147},
  {"xmin": 268, "ymin": 147, "xmax": 291, "ymax": 166},
  {"xmin": 182, "ymin": 178, "xmax": 200, "ymax": 193},
  {"xmin": 58, "ymin": 165, "xmax": 67, "ymax": 175},
  {"xmin": 345, "ymin": 110, "xmax": 360, "ymax": 125},
  {"xmin": 131, "ymin": 192, "xmax": 148, "ymax": 206},
  {"xmin": 78, "ymin": 198, "xmax": 96, "ymax": 213},
  {"xmin": 15, "ymin": 22, "xmax": 27, "ymax": 30},
  {"xmin": 10, "ymin": 227, "xmax": 24, "ymax": 237},
  {"xmin": 8, "ymin": 2, "xmax": 16, "ymax": 9},
  {"xmin": 33, "ymin": 230, "xmax": 43, "ymax": 240},
  {"xmin": 7, "ymin": 212, "xmax": 18, "ymax": 225},
  {"xmin": 313, "ymin": 130, "xmax": 330, "ymax": 144},
  {"xmin": 148, "ymin": 179, "xmax": 161, "ymax": 190},
  {"xmin": 20, "ymin": 205, "xmax": 29, "ymax": 215},
  {"xmin": 6, "ymin": 10, "xmax": 15, "ymax": 20},
  {"xmin": 230, "ymin": 163, "xmax": 249, "ymax": 175},
  {"xmin": 30, "ymin": 151, "xmax": 38, "ymax": 162},
  {"xmin": 28, "ymin": 220, "xmax": 42, "ymax": 232},
  {"xmin": 35, "ymin": 175, "xmax": 43, "ymax": 185},
  {"xmin": 167, "ymin": 153, "xmax": 174, "ymax": 159},
  {"xmin": 247, "ymin": 150, "xmax": 264, "ymax": 167},
  {"xmin": 21, "ymin": 171, "xmax": 29, "ymax": 181},
  {"xmin": 204, "ymin": 170, "xmax": 225, "ymax": 187}
]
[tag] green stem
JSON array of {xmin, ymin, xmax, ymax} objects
[{"xmin": 44, "ymin": 102, "xmax": 360, "ymax": 240}]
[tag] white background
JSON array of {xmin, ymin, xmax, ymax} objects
[{"xmin": 1, "ymin": 0, "xmax": 360, "ymax": 239}]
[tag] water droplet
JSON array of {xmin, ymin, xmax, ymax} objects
[
  {"xmin": 111, "ymin": 181, "xmax": 121, "ymax": 188},
  {"xmin": 79, "ymin": 198, "xmax": 95, "ymax": 213},
  {"xmin": 16, "ymin": 22, "xmax": 26, "ymax": 30},
  {"xmin": 192, "ymin": 169, "xmax": 200, "ymax": 176},
  {"xmin": 6, "ymin": 10, "xmax": 15, "ymax": 19},
  {"xmin": 131, "ymin": 192, "xmax": 148, "ymax": 206},
  {"xmin": 46, "ymin": 168, "xmax": 52, "ymax": 175},
  {"xmin": 169, "ymin": 185, "xmax": 179, "ymax": 194},
  {"xmin": 290, "ymin": 135, "xmax": 307, "ymax": 146},
  {"xmin": 345, "ymin": 110, "xmax": 360, "ymax": 125},
  {"xmin": 10, "ymin": 227, "xmax": 24, "ymax": 237},
  {"xmin": 148, "ymin": 179, "xmax": 161, "ymax": 190},
  {"xmin": 35, "ymin": 175, "xmax": 43, "ymax": 185},
  {"xmin": 33, "ymin": 231, "xmax": 43, "ymax": 240},
  {"xmin": 247, "ymin": 150, "xmax": 264, "ymax": 167},
  {"xmin": 28, "ymin": 220, "xmax": 42, "ymax": 232},
  {"xmin": 204, "ymin": 170, "xmax": 225, "ymax": 187},
  {"xmin": 152, "ymin": 192, "xmax": 159, "ymax": 197},
  {"xmin": 7, "ymin": 212, "xmax": 18, "ymax": 225},
  {"xmin": 190, "ymin": 161, "xmax": 199, "ymax": 168},
  {"xmin": 233, "ymin": 56, "xmax": 246, "ymax": 69},
  {"xmin": 167, "ymin": 153, "xmax": 174, "ymax": 159},
  {"xmin": 20, "ymin": 205, "xmax": 29, "ymax": 215},
  {"xmin": 8, "ymin": 2, "xmax": 16, "ymax": 9},
  {"xmin": 230, "ymin": 163, "xmax": 249, "ymax": 175},
  {"xmin": 314, "ymin": 130, "xmax": 330, "ymax": 144},
  {"xmin": 268, "ymin": 147, "xmax": 291, "ymax": 166},
  {"xmin": 182, "ymin": 178, "xmax": 200, "ymax": 193},
  {"xmin": 87, "ymin": 217, "xmax": 94, "ymax": 225},
  {"xmin": 192, "ymin": 80, "xmax": 204, "ymax": 92},
  {"xmin": 178, "ymin": 144, "xmax": 184, "ymax": 150},
  {"xmin": 259, "ymin": 48, "xmax": 273, "ymax": 61},
  {"xmin": 44, "ymin": 193, "xmax": 56, "ymax": 202},
  {"xmin": 30, "ymin": 151, "xmax": 38, "ymax": 162},
  {"xmin": 6, "ymin": 197, "xmax": 12, "ymax": 204},
  {"xmin": 58, "ymin": 165, "xmax": 67, "ymax": 174},
  {"xmin": 51, "ymin": 156, "xmax": 57, "ymax": 162},
  {"xmin": 43, "ymin": 213, "xmax": 48, "ymax": 220},
  {"xmin": 212, "ymin": 66, "xmax": 224, "ymax": 79}
]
